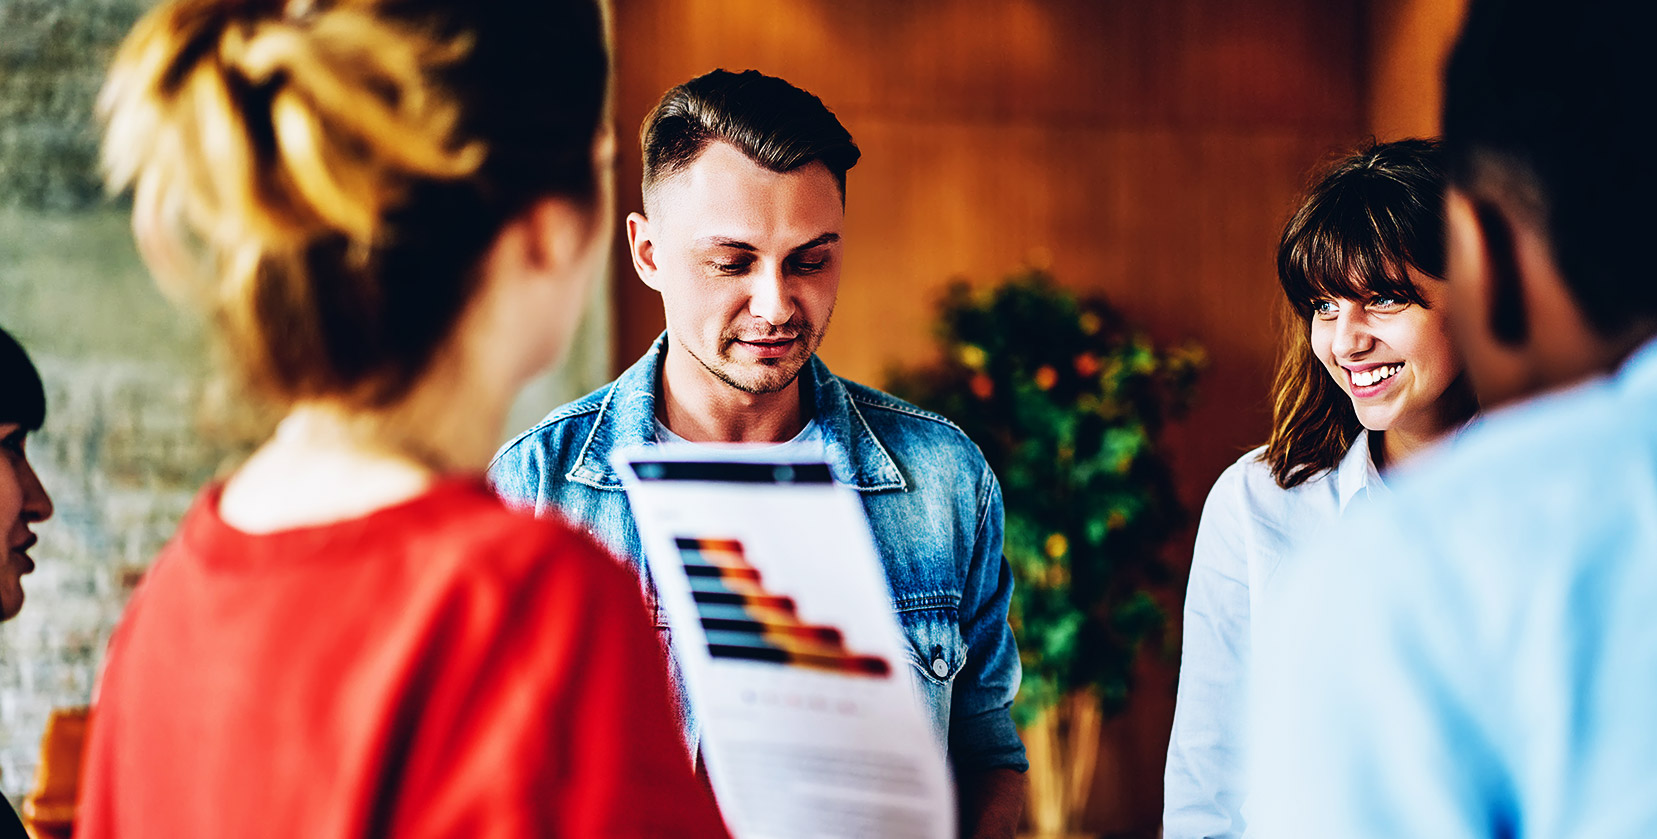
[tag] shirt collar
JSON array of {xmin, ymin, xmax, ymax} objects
[
  {"xmin": 1336, "ymin": 429, "xmax": 1387, "ymax": 516},
  {"xmin": 1617, "ymin": 334, "xmax": 1657, "ymax": 395},
  {"xmin": 566, "ymin": 332, "xmax": 905, "ymax": 492},
  {"xmin": 654, "ymin": 416, "xmax": 819, "ymax": 446}
]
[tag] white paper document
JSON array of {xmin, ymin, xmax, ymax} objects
[{"xmin": 614, "ymin": 445, "xmax": 956, "ymax": 839}]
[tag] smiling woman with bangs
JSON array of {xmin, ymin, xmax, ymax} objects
[{"xmin": 1162, "ymin": 139, "xmax": 1479, "ymax": 839}]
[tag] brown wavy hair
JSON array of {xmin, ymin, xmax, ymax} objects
[
  {"xmin": 98, "ymin": 0, "xmax": 610, "ymax": 408},
  {"xmin": 1264, "ymin": 138, "xmax": 1478, "ymax": 488}
]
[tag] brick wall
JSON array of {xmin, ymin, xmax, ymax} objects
[{"xmin": 0, "ymin": 0, "xmax": 143, "ymax": 211}]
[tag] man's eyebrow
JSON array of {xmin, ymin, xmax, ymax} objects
[
  {"xmin": 789, "ymin": 233, "xmax": 840, "ymax": 254},
  {"xmin": 692, "ymin": 237, "xmax": 757, "ymax": 252},
  {"xmin": 690, "ymin": 233, "xmax": 841, "ymax": 254}
]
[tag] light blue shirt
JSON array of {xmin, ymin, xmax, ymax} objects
[
  {"xmin": 1249, "ymin": 337, "xmax": 1657, "ymax": 838},
  {"xmin": 1164, "ymin": 432, "xmax": 1384, "ymax": 839}
]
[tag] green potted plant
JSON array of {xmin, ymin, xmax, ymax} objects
[{"xmin": 888, "ymin": 270, "xmax": 1202, "ymax": 836}]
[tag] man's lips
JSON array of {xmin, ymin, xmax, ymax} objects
[{"xmin": 732, "ymin": 336, "xmax": 800, "ymax": 358}]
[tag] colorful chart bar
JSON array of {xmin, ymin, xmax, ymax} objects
[{"xmin": 674, "ymin": 535, "xmax": 891, "ymax": 679}]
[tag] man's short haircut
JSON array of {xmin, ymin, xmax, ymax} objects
[
  {"xmin": 1443, "ymin": 0, "xmax": 1657, "ymax": 338},
  {"xmin": 0, "ymin": 327, "xmax": 46, "ymax": 431},
  {"xmin": 640, "ymin": 69, "xmax": 860, "ymax": 212}
]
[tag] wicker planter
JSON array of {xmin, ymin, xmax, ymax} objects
[{"xmin": 1023, "ymin": 690, "xmax": 1102, "ymax": 838}]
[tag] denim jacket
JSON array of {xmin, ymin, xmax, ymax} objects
[{"xmin": 489, "ymin": 334, "xmax": 1028, "ymax": 773}]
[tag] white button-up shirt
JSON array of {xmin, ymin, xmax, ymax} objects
[{"xmin": 1163, "ymin": 431, "xmax": 1385, "ymax": 839}]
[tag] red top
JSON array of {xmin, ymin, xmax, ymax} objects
[{"xmin": 76, "ymin": 477, "xmax": 729, "ymax": 839}]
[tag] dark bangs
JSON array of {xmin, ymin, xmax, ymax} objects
[
  {"xmin": 1277, "ymin": 138, "xmax": 1448, "ymax": 318},
  {"xmin": 1, "ymin": 327, "xmax": 46, "ymax": 431}
]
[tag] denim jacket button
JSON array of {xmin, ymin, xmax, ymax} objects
[{"xmin": 931, "ymin": 658, "xmax": 949, "ymax": 678}]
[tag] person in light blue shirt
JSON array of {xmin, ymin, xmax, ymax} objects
[
  {"xmin": 1163, "ymin": 140, "xmax": 1478, "ymax": 839},
  {"xmin": 1248, "ymin": 0, "xmax": 1657, "ymax": 835}
]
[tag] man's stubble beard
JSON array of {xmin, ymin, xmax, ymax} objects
[{"xmin": 697, "ymin": 308, "xmax": 835, "ymax": 395}]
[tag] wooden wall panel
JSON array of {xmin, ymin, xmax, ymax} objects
[
  {"xmin": 609, "ymin": 0, "xmax": 1369, "ymax": 831},
  {"xmin": 612, "ymin": 0, "xmax": 1365, "ymax": 501},
  {"xmin": 1367, "ymin": 0, "xmax": 1470, "ymax": 140}
]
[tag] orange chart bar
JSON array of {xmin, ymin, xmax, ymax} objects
[{"xmin": 674, "ymin": 536, "xmax": 892, "ymax": 679}]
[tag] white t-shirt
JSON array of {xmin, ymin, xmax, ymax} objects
[{"xmin": 653, "ymin": 417, "xmax": 826, "ymax": 459}]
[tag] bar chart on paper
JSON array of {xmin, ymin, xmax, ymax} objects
[
  {"xmin": 676, "ymin": 536, "xmax": 892, "ymax": 677},
  {"xmin": 617, "ymin": 448, "xmax": 956, "ymax": 839}
]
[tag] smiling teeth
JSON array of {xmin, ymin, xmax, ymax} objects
[{"xmin": 1351, "ymin": 364, "xmax": 1403, "ymax": 387}]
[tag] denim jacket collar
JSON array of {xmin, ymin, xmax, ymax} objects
[{"xmin": 565, "ymin": 333, "xmax": 907, "ymax": 492}]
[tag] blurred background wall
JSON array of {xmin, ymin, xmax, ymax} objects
[{"xmin": 1, "ymin": 0, "xmax": 1463, "ymax": 830}]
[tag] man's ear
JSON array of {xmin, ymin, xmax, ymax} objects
[
  {"xmin": 1472, "ymin": 200, "xmax": 1531, "ymax": 347},
  {"xmin": 627, "ymin": 211, "xmax": 663, "ymax": 292},
  {"xmin": 1449, "ymin": 188, "xmax": 1530, "ymax": 348}
]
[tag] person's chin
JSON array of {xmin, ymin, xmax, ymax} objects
[
  {"xmin": 1355, "ymin": 407, "xmax": 1400, "ymax": 433},
  {"xmin": 744, "ymin": 369, "xmax": 803, "ymax": 394},
  {"xmin": 737, "ymin": 358, "xmax": 808, "ymax": 393},
  {"xmin": 0, "ymin": 590, "xmax": 22, "ymax": 621}
]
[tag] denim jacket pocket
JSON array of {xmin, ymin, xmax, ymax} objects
[
  {"xmin": 898, "ymin": 597, "xmax": 967, "ymax": 748},
  {"xmin": 898, "ymin": 597, "xmax": 968, "ymax": 686}
]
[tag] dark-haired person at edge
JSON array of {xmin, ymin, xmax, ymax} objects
[
  {"xmin": 1248, "ymin": 0, "xmax": 1657, "ymax": 835},
  {"xmin": 0, "ymin": 328, "xmax": 54, "ymax": 839},
  {"xmin": 1161, "ymin": 140, "xmax": 1477, "ymax": 838},
  {"xmin": 76, "ymin": 1, "xmax": 728, "ymax": 836},
  {"xmin": 490, "ymin": 69, "xmax": 1028, "ymax": 838}
]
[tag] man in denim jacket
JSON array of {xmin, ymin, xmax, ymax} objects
[{"xmin": 489, "ymin": 69, "xmax": 1027, "ymax": 837}]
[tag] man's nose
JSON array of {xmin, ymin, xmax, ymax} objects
[
  {"xmin": 747, "ymin": 263, "xmax": 795, "ymax": 326},
  {"xmin": 21, "ymin": 459, "xmax": 52, "ymax": 524}
]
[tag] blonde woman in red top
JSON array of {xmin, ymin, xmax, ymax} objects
[{"xmin": 77, "ymin": 1, "xmax": 728, "ymax": 836}]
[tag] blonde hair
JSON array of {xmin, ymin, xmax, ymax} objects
[{"xmin": 100, "ymin": 0, "xmax": 609, "ymax": 406}]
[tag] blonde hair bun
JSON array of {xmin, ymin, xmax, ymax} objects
[
  {"xmin": 101, "ymin": 0, "xmax": 483, "ymax": 268},
  {"xmin": 97, "ymin": 0, "xmax": 609, "ymax": 406}
]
